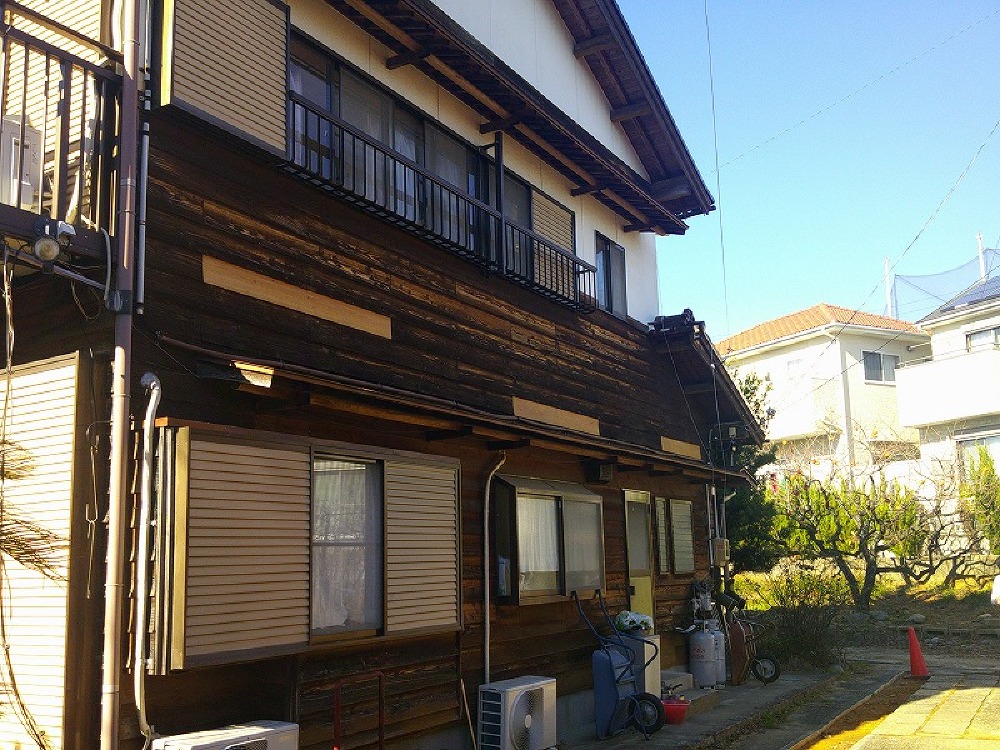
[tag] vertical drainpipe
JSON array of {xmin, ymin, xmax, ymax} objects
[
  {"xmin": 100, "ymin": 0, "xmax": 140, "ymax": 746},
  {"xmin": 837, "ymin": 341, "xmax": 856, "ymax": 484},
  {"xmin": 482, "ymin": 452, "xmax": 506, "ymax": 685}
]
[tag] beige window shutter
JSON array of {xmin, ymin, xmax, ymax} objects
[
  {"xmin": 384, "ymin": 462, "xmax": 461, "ymax": 633},
  {"xmin": 669, "ymin": 498, "xmax": 695, "ymax": 574},
  {"xmin": 172, "ymin": 433, "xmax": 311, "ymax": 669}
]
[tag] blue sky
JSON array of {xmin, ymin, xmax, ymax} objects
[{"xmin": 617, "ymin": 1, "xmax": 1000, "ymax": 341}]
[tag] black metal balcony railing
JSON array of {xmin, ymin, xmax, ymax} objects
[
  {"xmin": 0, "ymin": 18, "xmax": 121, "ymax": 236},
  {"xmin": 287, "ymin": 94, "xmax": 596, "ymax": 311}
]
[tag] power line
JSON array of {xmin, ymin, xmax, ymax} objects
[
  {"xmin": 703, "ymin": 0, "xmax": 730, "ymax": 334},
  {"xmin": 717, "ymin": 8, "xmax": 1000, "ymax": 171},
  {"xmin": 764, "ymin": 115, "xmax": 1000, "ymax": 412}
]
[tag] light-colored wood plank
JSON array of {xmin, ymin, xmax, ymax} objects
[
  {"xmin": 512, "ymin": 396, "xmax": 600, "ymax": 435},
  {"xmin": 202, "ymin": 255, "xmax": 392, "ymax": 338}
]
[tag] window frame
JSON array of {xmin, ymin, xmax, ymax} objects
[
  {"xmin": 966, "ymin": 326, "xmax": 1000, "ymax": 352},
  {"xmin": 310, "ymin": 452, "xmax": 385, "ymax": 640},
  {"xmin": 493, "ymin": 476, "xmax": 605, "ymax": 605},
  {"xmin": 862, "ymin": 350, "xmax": 899, "ymax": 383},
  {"xmin": 288, "ymin": 31, "xmax": 577, "ymax": 261},
  {"xmin": 595, "ymin": 233, "xmax": 627, "ymax": 317},
  {"xmin": 669, "ymin": 498, "xmax": 695, "ymax": 575}
]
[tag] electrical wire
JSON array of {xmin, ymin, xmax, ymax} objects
[
  {"xmin": 717, "ymin": 8, "xmax": 1000, "ymax": 171},
  {"xmin": 773, "ymin": 115, "xmax": 1000, "ymax": 411},
  {"xmin": 702, "ymin": 0, "xmax": 730, "ymax": 334}
]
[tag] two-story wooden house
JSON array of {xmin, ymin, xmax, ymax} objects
[{"xmin": 0, "ymin": 0, "xmax": 760, "ymax": 747}]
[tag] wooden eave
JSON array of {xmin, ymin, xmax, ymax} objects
[
  {"xmin": 552, "ymin": 0, "xmax": 715, "ymax": 219},
  {"xmin": 325, "ymin": 0, "xmax": 693, "ymax": 235},
  {"xmin": 158, "ymin": 332, "xmax": 747, "ymax": 481},
  {"xmin": 648, "ymin": 322, "xmax": 766, "ymax": 446}
]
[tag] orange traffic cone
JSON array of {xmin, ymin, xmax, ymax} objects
[{"xmin": 907, "ymin": 626, "xmax": 929, "ymax": 679}]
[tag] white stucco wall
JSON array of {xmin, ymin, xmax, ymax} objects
[
  {"xmin": 726, "ymin": 335, "xmax": 844, "ymax": 443},
  {"xmin": 288, "ymin": 0, "xmax": 660, "ymax": 321},
  {"xmin": 430, "ymin": 0, "xmax": 644, "ymax": 175},
  {"xmin": 840, "ymin": 333, "xmax": 920, "ymax": 445}
]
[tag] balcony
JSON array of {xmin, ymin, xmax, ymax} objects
[
  {"xmin": 0, "ymin": 11, "xmax": 121, "ymax": 245},
  {"xmin": 897, "ymin": 348, "xmax": 1000, "ymax": 427},
  {"xmin": 286, "ymin": 94, "xmax": 596, "ymax": 311}
]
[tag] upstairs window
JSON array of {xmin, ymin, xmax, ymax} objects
[
  {"xmin": 967, "ymin": 327, "xmax": 1000, "ymax": 352},
  {"xmin": 862, "ymin": 351, "xmax": 899, "ymax": 382},
  {"xmin": 596, "ymin": 234, "xmax": 627, "ymax": 317}
]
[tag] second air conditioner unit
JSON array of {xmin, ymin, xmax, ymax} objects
[
  {"xmin": 150, "ymin": 719, "xmax": 298, "ymax": 750},
  {"xmin": 0, "ymin": 118, "xmax": 41, "ymax": 211},
  {"xmin": 478, "ymin": 675, "xmax": 557, "ymax": 750}
]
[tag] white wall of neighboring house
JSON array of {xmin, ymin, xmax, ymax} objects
[
  {"xmin": 897, "ymin": 302, "xmax": 1000, "ymax": 501},
  {"xmin": 727, "ymin": 326, "xmax": 928, "ymax": 483},
  {"xmin": 727, "ymin": 335, "xmax": 845, "ymax": 440},
  {"xmin": 839, "ymin": 333, "xmax": 920, "ymax": 448},
  {"xmin": 288, "ymin": 0, "xmax": 662, "ymax": 323}
]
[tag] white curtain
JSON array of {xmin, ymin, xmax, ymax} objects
[
  {"xmin": 312, "ymin": 457, "xmax": 383, "ymax": 633},
  {"xmin": 517, "ymin": 495, "xmax": 559, "ymax": 592}
]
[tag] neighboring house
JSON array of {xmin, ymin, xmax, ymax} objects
[
  {"xmin": 0, "ymin": 2, "xmax": 761, "ymax": 749},
  {"xmin": 897, "ymin": 273, "xmax": 1000, "ymax": 481},
  {"xmin": 719, "ymin": 304, "xmax": 928, "ymax": 480}
]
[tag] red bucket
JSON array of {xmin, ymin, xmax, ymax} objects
[{"xmin": 661, "ymin": 698, "xmax": 689, "ymax": 725}]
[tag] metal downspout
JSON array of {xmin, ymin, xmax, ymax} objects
[
  {"xmin": 482, "ymin": 452, "xmax": 506, "ymax": 685},
  {"xmin": 100, "ymin": 0, "xmax": 140, "ymax": 746},
  {"xmin": 134, "ymin": 373, "xmax": 161, "ymax": 746}
]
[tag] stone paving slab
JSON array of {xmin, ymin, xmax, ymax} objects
[
  {"xmin": 853, "ymin": 670, "xmax": 1000, "ymax": 750},
  {"xmin": 561, "ymin": 648, "xmax": 1000, "ymax": 750}
]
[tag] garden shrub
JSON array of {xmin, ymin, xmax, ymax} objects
[{"xmin": 735, "ymin": 561, "xmax": 850, "ymax": 668}]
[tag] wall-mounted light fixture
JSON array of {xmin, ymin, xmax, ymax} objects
[{"xmin": 32, "ymin": 217, "xmax": 76, "ymax": 263}]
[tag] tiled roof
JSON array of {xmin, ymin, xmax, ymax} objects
[{"xmin": 718, "ymin": 303, "xmax": 923, "ymax": 355}]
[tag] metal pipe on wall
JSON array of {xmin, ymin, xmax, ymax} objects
[
  {"xmin": 482, "ymin": 452, "xmax": 506, "ymax": 685},
  {"xmin": 99, "ymin": 0, "xmax": 140, "ymax": 746},
  {"xmin": 134, "ymin": 373, "xmax": 161, "ymax": 745}
]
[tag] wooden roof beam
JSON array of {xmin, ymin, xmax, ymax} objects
[
  {"xmin": 479, "ymin": 115, "xmax": 521, "ymax": 134},
  {"xmin": 610, "ymin": 101, "xmax": 652, "ymax": 123},
  {"xmin": 574, "ymin": 33, "xmax": 616, "ymax": 58},
  {"xmin": 652, "ymin": 176, "xmax": 692, "ymax": 202},
  {"xmin": 386, "ymin": 46, "xmax": 433, "ymax": 70},
  {"xmin": 487, "ymin": 438, "xmax": 531, "ymax": 450},
  {"xmin": 622, "ymin": 222, "xmax": 655, "ymax": 233},
  {"xmin": 571, "ymin": 183, "xmax": 606, "ymax": 197},
  {"xmin": 425, "ymin": 426, "xmax": 474, "ymax": 441}
]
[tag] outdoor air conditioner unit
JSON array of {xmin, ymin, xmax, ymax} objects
[
  {"xmin": 0, "ymin": 118, "xmax": 41, "ymax": 210},
  {"xmin": 150, "ymin": 720, "xmax": 298, "ymax": 750},
  {"xmin": 478, "ymin": 675, "xmax": 557, "ymax": 750}
]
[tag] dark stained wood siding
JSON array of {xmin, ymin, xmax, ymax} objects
[
  {"xmin": 11, "ymin": 106, "xmax": 719, "ymax": 748},
  {"xmin": 139, "ymin": 112, "xmax": 702, "ymax": 452},
  {"xmin": 129, "ymin": 112, "xmax": 714, "ymax": 747}
]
